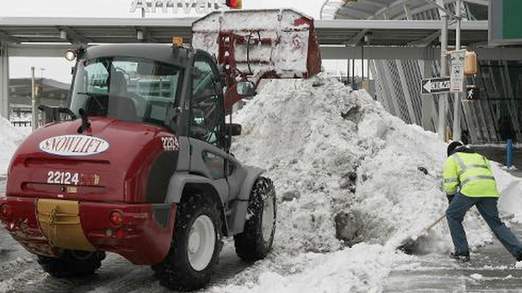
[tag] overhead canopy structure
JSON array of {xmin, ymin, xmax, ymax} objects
[
  {"xmin": 324, "ymin": 0, "xmax": 488, "ymax": 20},
  {"xmin": 0, "ymin": 4, "xmax": 517, "ymax": 123},
  {"xmin": 0, "ymin": 16, "xmax": 488, "ymax": 49}
]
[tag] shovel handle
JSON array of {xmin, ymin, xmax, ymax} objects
[{"xmin": 425, "ymin": 214, "xmax": 446, "ymax": 231}]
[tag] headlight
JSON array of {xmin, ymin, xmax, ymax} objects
[{"xmin": 65, "ymin": 49, "xmax": 77, "ymax": 62}]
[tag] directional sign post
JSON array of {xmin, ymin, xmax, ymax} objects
[
  {"xmin": 449, "ymin": 49, "xmax": 466, "ymax": 93},
  {"xmin": 421, "ymin": 77, "xmax": 451, "ymax": 95}
]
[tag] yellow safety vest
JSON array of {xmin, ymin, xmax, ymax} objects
[{"xmin": 442, "ymin": 152, "xmax": 499, "ymax": 197}]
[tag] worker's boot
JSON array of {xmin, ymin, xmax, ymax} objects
[
  {"xmin": 450, "ymin": 252, "xmax": 470, "ymax": 262},
  {"xmin": 516, "ymin": 253, "xmax": 522, "ymax": 262}
]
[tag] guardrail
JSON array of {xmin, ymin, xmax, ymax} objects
[{"xmin": 11, "ymin": 121, "xmax": 31, "ymax": 127}]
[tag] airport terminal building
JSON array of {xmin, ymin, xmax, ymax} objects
[
  {"xmin": 324, "ymin": 0, "xmax": 521, "ymax": 144},
  {"xmin": 0, "ymin": 0, "xmax": 521, "ymax": 143}
]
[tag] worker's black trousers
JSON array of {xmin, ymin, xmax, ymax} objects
[{"xmin": 446, "ymin": 193, "xmax": 522, "ymax": 257}]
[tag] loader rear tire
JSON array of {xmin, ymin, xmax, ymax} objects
[
  {"xmin": 234, "ymin": 177, "xmax": 276, "ymax": 261},
  {"xmin": 37, "ymin": 250, "xmax": 105, "ymax": 278}
]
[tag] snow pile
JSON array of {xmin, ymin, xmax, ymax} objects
[
  {"xmin": 218, "ymin": 76, "xmax": 501, "ymax": 291},
  {"xmin": 0, "ymin": 117, "xmax": 27, "ymax": 174},
  {"xmin": 496, "ymin": 167, "xmax": 522, "ymax": 222},
  {"xmin": 231, "ymin": 76, "xmax": 492, "ymax": 253}
]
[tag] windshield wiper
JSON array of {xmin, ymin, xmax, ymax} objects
[
  {"xmin": 76, "ymin": 92, "xmax": 107, "ymax": 112},
  {"xmin": 77, "ymin": 108, "xmax": 91, "ymax": 134}
]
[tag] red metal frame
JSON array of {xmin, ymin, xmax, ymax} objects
[
  {"xmin": 6, "ymin": 117, "xmax": 171, "ymax": 203},
  {"xmin": 194, "ymin": 11, "xmax": 322, "ymax": 111},
  {"xmin": 1, "ymin": 117, "xmax": 179, "ymax": 265},
  {"xmin": 0, "ymin": 196, "xmax": 175, "ymax": 265}
]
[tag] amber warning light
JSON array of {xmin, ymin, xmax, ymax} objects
[
  {"xmin": 226, "ymin": 0, "xmax": 242, "ymax": 9},
  {"xmin": 172, "ymin": 36, "xmax": 184, "ymax": 47}
]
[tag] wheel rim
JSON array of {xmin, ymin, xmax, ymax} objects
[
  {"xmin": 187, "ymin": 215, "xmax": 216, "ymax": 271},
  {"xmin": 261, "ymin": 195, "xmax": 275, "ymax": 242}
]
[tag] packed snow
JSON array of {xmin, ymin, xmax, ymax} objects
[
  {"xmin": 210, "ymin": 75, "xmax": 521, "ymax": 292},
  {"xmin": 0, "ymin": 117, "xmax": 28, "ymax": 175},
  {"xmin": 1, "ymin": 76, "xmax": 522, "ymax": 292}
]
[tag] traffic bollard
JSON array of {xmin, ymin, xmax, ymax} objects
[{"xmin": 507, "ymin": 139, "xmax": 513, "ymax": 168}]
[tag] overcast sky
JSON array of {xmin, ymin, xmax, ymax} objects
[{"xmin": 3, "ymin": 0, "xmax": 354, "ymax": 82}]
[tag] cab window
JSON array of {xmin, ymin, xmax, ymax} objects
[
  {"xmin": 189, "ymin": 57, "xmax": 223, "ymax": 147},
  {"xmin": 70, "ymin": 57, "xmax": 182, "ymax": 127}
]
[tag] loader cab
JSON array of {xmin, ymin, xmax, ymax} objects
[
  {"xmin": 67, "ymin": 45, "xmax": 189, "ymax": 134},
  {"xmin": 67, "ymin": 46, "xmax": 231, "ymax": 150}
]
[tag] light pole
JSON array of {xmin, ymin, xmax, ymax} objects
[
  {"xmin": 436, "ymin": 0, "xmax": 449, "ymax": 142},
  {"xmin": 31, "ymin": 66, "xmax": 37, "ymax": 130},
  {"xmin": 452, "ymin": 0, "xmax": 463, "ymax": 141}
]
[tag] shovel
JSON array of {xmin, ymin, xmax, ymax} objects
[{"xmin": 397, "ymin": 214, "xmax": 446, "ymax": 253}]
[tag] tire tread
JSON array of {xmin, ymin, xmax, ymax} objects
[{"xmin": 234, "ymin": 177, "xmax": 276, "ymax": 261}]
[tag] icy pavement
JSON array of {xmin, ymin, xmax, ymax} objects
[
  {"xmin": 384, "ymin": 149, "xmax": 522, "ymax": 293},
  {"xmin": 0, "ymin": 231, "xmax": 249, "ymax": 293},
  {"xmin": 384, "ymin": 225, "xmax": 522, "ymax": 293}
]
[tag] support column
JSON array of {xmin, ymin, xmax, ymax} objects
[
  {"xmin": 437, "ymin": 0, "xmax": 449, "ymax": 141},
  {"xmin": 0, "ymin": 42, "xmax": 8, "ymax": 120},
  {"xmin": 452, "ymin": 0, "xmax": 462, "ymax": 141}
]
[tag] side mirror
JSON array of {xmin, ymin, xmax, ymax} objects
[
  {"xmin": 225, "ymin": 123, "xmax": 242, "ymax": 136},
  {"xmin": 236, "ymin": 81, "xmax": 256, "ymax": 97}
]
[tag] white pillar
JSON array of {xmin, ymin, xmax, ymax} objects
[
  {"xmin": 0, "ymin": 43, "xmax": 9, "ymax": 120},
  {"xmin": 31, "ymin": 66, "xmax": 37, "ymax": 130},
  {"xmin": 452, "ymin": 0, "xmax": 463, "ymax": 142}
]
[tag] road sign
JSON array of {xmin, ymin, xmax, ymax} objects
[
  {"xmin": 421, "ymin": 77, "xmax": 451, "ymax": 95},
  {"xmin": 449, "ymin": 50, "xmax": 466, "ymax": 93},
  {"xmin": 466, "ymin": 85, "xmax": 479, "ymax": 100}
]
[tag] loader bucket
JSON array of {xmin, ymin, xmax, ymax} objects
[{"xmin": 192, "ymin": 9, "xmax": 322, "ymax": 109}]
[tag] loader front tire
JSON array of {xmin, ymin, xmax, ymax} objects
[
  {"xmin": 234, "ymin": 177, "xmax": 276, "ymax": 261},
  {"xmin": 153, "ymin": 193, "xmax": 223, "ymax": 291}
]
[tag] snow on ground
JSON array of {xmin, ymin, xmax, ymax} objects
[
  {"xmin": 496, "ymin": 165, "xmax": 522, "ymax": 223},
  {"xmin": 212, "ymin": 244, "xmax": 412, "ymax": 293},
  {"xmin": 214, "ymin": 76, "xmax": 517, "ymax": 292},
  {"xmin": 0, "ymin": 117, "xmax": 28, "ymax": 175},
  {"xmin": 0, "ymin": 76, "xmax": 521, "ymax": 292}
]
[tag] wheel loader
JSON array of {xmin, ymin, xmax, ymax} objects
[{"xmin": 0, "ymin": 9, "xmax": 321, "ymax": 291}]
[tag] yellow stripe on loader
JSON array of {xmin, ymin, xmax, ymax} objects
[{"xmin": 37, "ymin": 199, "xmax": 95, "ymax": 251}]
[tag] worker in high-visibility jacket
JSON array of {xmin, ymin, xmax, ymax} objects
[{"xmin": 443, "ymin": 141, "xmax": 522, "ymax": 262}]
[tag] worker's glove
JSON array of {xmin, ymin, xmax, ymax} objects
[{"xmin": 447, "ymin": 195, "xmax": 455, "ymax": 204}]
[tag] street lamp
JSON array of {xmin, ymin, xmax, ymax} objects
[{"xmin": 31, "ymin": 67, "xmax": 37, "ymax": 130}]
